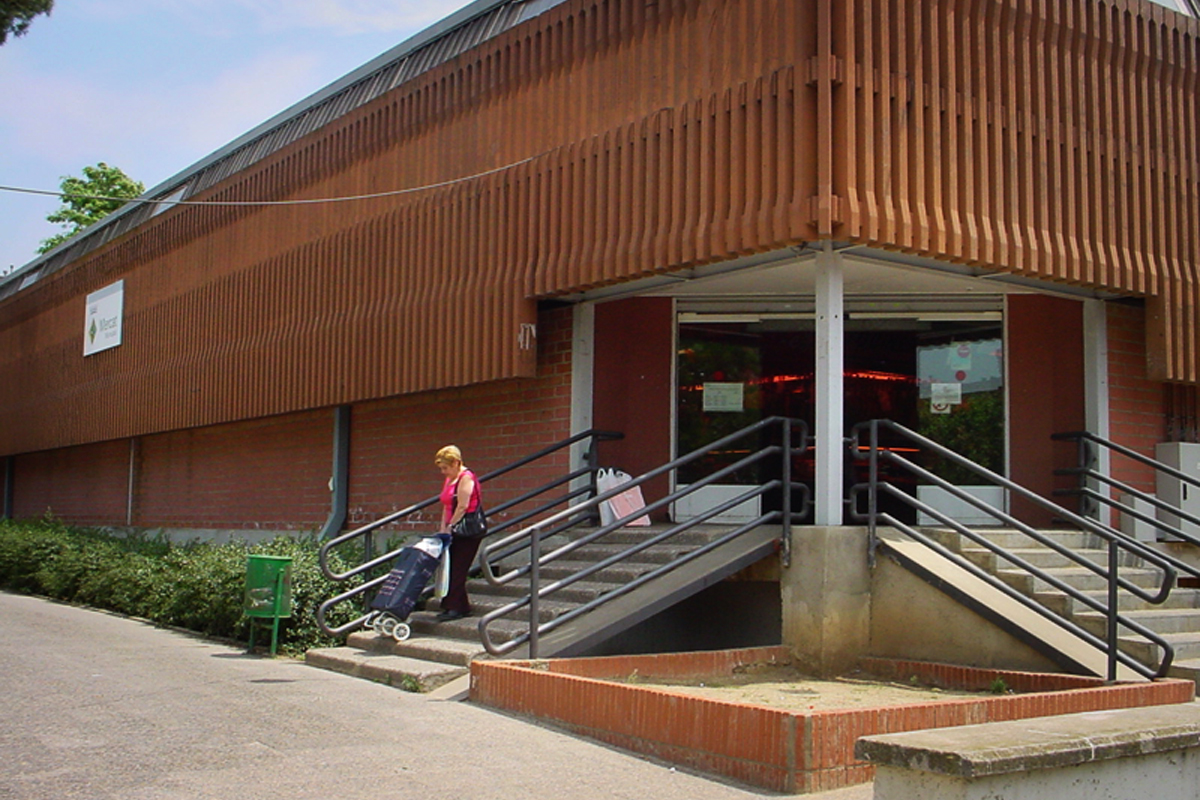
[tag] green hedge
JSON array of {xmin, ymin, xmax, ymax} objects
[{"xmin": 0, "ymin": 518, "xmax": 364, "ymax": 656}]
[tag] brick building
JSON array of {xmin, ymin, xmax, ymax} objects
[{"xmin": 2, "ymin": 0, "xmax": 1199, "ymax": 540}]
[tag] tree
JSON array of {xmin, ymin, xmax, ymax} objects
[
  {"xmin": 0, "ymin": 0, "xmax": 53, "ymax": 45},
  {"xmin": 39, "ymin": 163, "xmax": 145, "ymax": 254}
]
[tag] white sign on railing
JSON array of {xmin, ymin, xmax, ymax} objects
[{"xmin": 84, "ymin": 280, "xmax": 124, "ymax": 356}]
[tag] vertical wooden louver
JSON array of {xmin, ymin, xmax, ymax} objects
[
  {"xmin": 0, "ymin": 0, "xmax": 823, "ymax": 456},
  {"xmin": 816, "ymin": 0, "xmax": 1200, "ymax": 382},
  {"xmin": 3, "ymin": 0, "xmax": 1200, "ymax": 457}
]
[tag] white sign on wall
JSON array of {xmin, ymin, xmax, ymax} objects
[{"xmin": 84, "ymin": 280, "xmax": 124, "ymax": 356}]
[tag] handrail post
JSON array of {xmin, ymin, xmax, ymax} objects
[
  {"xmin": 782, "ymin": 418, "xmax": 793, "ymax": 568},
  {"xmin": 868, "ymin": 420, "xmax": 879, "ymax": 568},
  {"xmin": 1107, "ymin": 536, "xmax": 1119, "ymax": 682},
  {"xmin": 529, "ymin": 527, "xmax": 541, "ymax": 659},
  {"xmin": 586, "ymin": 436, "xmax": 601, "ymax": 524},
  {"xmin": 1079, "ymin": 438, "xmax": 1096, "ymax": 520},
  {"xmin": 362, "ymin": 528, "xmax": 375, "ymax": 612}
]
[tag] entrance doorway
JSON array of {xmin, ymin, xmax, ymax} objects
[{"xmin": 675, "ymin": 312, "xmax": 1005, "ymax": 524}]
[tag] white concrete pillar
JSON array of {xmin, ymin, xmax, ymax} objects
[
  {"xmin": 1083, "ymin": 299, "xmax": 1110, "ymax": 521},
  {"xmin": 570, "ymin": 303, "xmax": 596, "ymax": 481},
  {"xmin": 815, "ymin": 247, "xmax": 845, "ymax": 526}
]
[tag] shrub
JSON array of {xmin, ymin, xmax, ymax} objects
[
  {"xmin": 0, "ymin": 519, "xmax": 363, "ymax": 656},
  {"xmin": 0, "ymin": 517, "xmax": 72, "ymax": 592}
]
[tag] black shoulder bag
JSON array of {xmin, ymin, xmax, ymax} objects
[{"xmin": 450, "ymin": 478, "xmax": 488, "ymax": 539}]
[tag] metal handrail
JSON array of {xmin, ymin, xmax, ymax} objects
[
  {"xmin": 1053, "ymin": 430, "xmax": 1200, "ymax": 554},
  {"xmin": 476, "ymin": 416, "xmax": 810, "ymax": 658},
  {"xmin": 850, "ymin": 419, "xmax": 1177, "ymax": 680},
  {"xmin": 871, "ymin": 489, "xmax": 1167, "ymax": 681},
  {"xmin": 314, "ymin": 428, "xmax": 623, "ymax": 636}
]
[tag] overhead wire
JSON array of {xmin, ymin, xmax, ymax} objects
[{"xmin": 0, "ymin": 152, "xmax": 540, "ymax": 208}]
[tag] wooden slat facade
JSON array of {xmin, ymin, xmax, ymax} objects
[
  {"xmin": 821, "ymin": 0, "xmax": 1200, "ymax": 380},
  {"xmin": 1, "ymin": 0, "xmax": 1198, "ymax": 457}
]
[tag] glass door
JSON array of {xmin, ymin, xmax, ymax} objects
[{"xmin": 675, "ymin": 312, "xmax": 1005, "ymax": 524}]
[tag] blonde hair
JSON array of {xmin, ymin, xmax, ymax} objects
[{"xmin": 434, "ymin": 445, "xmax": 463, "ymax": 467}]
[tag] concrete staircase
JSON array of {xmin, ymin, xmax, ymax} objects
[
  {"xmin": 916, "ymin": 526, "xmax": 1200, "ymax": 683},
  {"xmin": 305, "ymin": 523, "xmax": 778, "ymax": 695}
]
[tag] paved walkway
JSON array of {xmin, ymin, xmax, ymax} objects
[{"xmin": 0, "ymin": 591, "xmax": 874, "ymax": 799}]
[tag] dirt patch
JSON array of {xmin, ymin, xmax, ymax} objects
[{"xmin": 626, "ymin": 662, "xmax": 1005, "ymax": 712}]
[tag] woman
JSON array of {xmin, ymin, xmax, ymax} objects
[{"xmin": 435, "ymin": 445, "xmax": 484, "ymax": 621}]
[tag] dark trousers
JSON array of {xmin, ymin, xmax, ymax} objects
[{"xmin": 442, "ymin": 535, "xmax": 483, "ymax": 614}]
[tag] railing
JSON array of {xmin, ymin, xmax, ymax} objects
[
  {"xmin": 314, "ymin": 428, "xmax": 623, "ymax": 636},
  {"xmin": 849, "ymin": 419, "xmax": 1187, "ymax": 681},
  {"xmin": 1053, "ymin": 430, "xmax": 1200, "ymax": 550},
  {"xmin": 476, "ymin": 416, "xmax": 811, "ymax": 658}
]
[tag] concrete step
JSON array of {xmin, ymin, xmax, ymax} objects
[
  {"xmin": 536, "ymin": 559, "xmax": 659, "ymax": 584},
  {"xmin": 307, "ymin": 521, "xmax": 764, "ymax": 692},
  {"xmin": 304, "ymin": 647, "xmax": 468, "ymax": 692},
  {"xmin": 962, "ymin": 546, "xmax": 1112, "ymax": 571},
  {"xmin": 877, "ymin": 529, "xmax": 1145, "ymax": 681},
  {"xmin": 909, "ymin": 525, "xmax": 1200, "ymax": 679},
  {"xmin": 997, "ymin": 565, "xmax": 1171, "ymax": 595},
  {"xmin": 921, "ymin": 527, "xmax": 1100, "ymax": 553},
  {"xmin": 1074, "ymin": 607, "xmax": 1200, "ymax": 637},
  {"xmin": 1033, "ymin": 587, "xmax": 1200, "ymax": 616},
  {"xmin": 962, "ymin": 546, "xmax": 1164, "ymax": 573},
  {"xmin": 1166, "ymin": 658, "xmax": 1200, "ymax": 683},
  {"xmin": 402, "ymin": 609, "xmax": 527, "ymax": 644},
  {"xmin": 1118, "ymin": 631, "xmax": 1200, "ymax": 664},
  {"xmin": 346, "ymin": 630, "xmax": 486, "ymax": 667},
  {"xmin": 423, "ymin": 592, "xmax": 575, "ymax": 623},
  {"xmin": 477, "ymin": 532, "xmax": 574, "ymax": 567},
  {"xmin": 565, "ymin": 542, "xmax": 695, "ymax": 565},
  {"xmin": 465, "ymin": 576, "xmax": 615, "ymax": 604},
  {"xmin": 573, "ymin": 527, "xmax": 729, "ymax": 547}
]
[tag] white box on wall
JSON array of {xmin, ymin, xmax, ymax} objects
[
  {"xmin": 1119, "ymin": 493, "xmax": 1158, "ymax": 543},
  {"xmin": 1155, "ymin": 442, "xmax": 1200, "ymax": 541}
]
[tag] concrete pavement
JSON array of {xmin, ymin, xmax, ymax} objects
[{"xmin": 0, "ymin": 591, "xmax": 874, "ymax": 799}]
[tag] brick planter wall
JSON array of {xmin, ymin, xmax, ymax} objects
[{"xmin": 470, "ymin": 647, "xmax": 1195, "ymax": 794}]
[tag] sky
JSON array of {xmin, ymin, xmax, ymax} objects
[{"xmin": 0, "ymin": 0, "xmax": 474, "ymax": 274}]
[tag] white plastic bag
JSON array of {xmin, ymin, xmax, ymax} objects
[
  {"xmin": 433, "ymin": 546, "xmax": 451, "ymax": 598},
  {"xmin": 595, "ymin": 468, "xmax": 651, "ymax": 526},
  {"xmin": 412, "ymin": 535, "xmax": 444, "ymax": 558}
]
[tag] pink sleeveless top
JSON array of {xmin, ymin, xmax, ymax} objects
[{"xmin": 440, "ymin": 468, "xmax": 481, "ymax": 526}]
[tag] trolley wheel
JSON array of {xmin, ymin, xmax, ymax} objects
[
  {"xmin": 379, "ymin": 615, "xmax": 398, "ymax": 638},
  {"xmin": 364, "ymin": 612, "xmax": 381, "ymax": 633},
  {"xmin": 392, "ymin": 622, "xmax": 411, "ymax": 642}
]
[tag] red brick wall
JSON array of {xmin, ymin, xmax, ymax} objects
[
  {"xmin": 592, "ymin": 297, "xmax": 674, "ymax": 511},
  {"xmin": 1007, "ymin": 295, "xmax": 1085, "ymax": 525},
  {"xmin": 12, "ymin": 440, "xmax": 130, "ymax": 525},
  {"xmin": 7, "ymin": 308, "xmax": 576, "ymax": 532},
  {"xmin": 1108, "ymin": 302, "xmax": 1163, "ymax": 495},
  {"xmin": 134, "ymin": 411, "xmax": 331, "ymax": 530},
  {"xmin": 347, "ymin": 305, "xmax": 576, "ymax": 529}
]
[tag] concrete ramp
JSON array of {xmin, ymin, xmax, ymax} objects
[
  {"xmin": 507, "ymin": 524, "xmax": 782, "ymax": 658},
  {"xmin": 877, "ymin": 529, "xmax": 1143, "ymax": 681}
]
